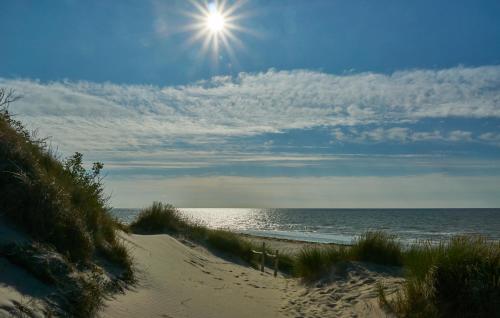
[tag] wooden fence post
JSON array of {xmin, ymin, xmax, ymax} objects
[
  {"xmin": 261, "ymin": 242, "xmax": 265, "ymax": 272},
  {"xmin": 274, "ymin": 250, "xmax": 279, "ymax": 277}
]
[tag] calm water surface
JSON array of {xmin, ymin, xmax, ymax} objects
[{"xmin": 112, "ymin": 208, "xmax": 500, "ymax": 245}]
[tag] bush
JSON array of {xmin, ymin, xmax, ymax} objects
[{"xmin": 351, "ymin": 231, "xmax": 403, "ymax": 266}]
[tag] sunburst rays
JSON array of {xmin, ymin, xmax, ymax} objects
[{"xmin": 185, "ymin": 0, "xmax": 249, "ymax": 63}]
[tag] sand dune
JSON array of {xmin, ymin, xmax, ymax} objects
[{"xmin": 101, "ymin": 233, "xmax": 402, "ymax": 318}]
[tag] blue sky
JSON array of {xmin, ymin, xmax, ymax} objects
[{"xmin": 1, "ymin": 0, "xmax": 500, "ymax": 207}]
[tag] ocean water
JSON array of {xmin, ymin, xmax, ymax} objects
[{"xmin": 112, "ymin": 208, "xmax": 500, "ymax": 245}]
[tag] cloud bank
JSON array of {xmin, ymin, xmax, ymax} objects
[{"xmin": 1, "ymin": 65, "xmax": 499, "ymax": 153}]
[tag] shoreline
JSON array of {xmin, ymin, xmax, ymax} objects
[{"xmin": 237, "ymin": 233, "xmax": 346, "ymax": 255}]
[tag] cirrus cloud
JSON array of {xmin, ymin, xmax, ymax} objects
[{"xmin": 1, "ymin": 65, "xmax": 499, "ymax": 153}]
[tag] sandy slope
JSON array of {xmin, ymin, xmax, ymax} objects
[
  {"xmin": 101, "ymin": 233, "xmax": 403, "ymax": 318},
  {"xmin": 0, "ymin": 222, "xmax": 49, "ymax": 317}
]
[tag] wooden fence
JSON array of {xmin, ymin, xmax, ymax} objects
[{"xmin": 251, "ymin": 242, "xmax": 279, "ymax": 277}]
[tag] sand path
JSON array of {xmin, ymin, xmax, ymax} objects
[{"xmin": 100, "ymin": 234, "xmax": 290, "ymax": 318}]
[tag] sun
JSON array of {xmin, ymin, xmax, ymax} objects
[
  {"xmin": 186, "ymin": 0, "xmax": 249, "ymax": 60},
  {"xmin": 206, "ymin": 9, "xmax": 225, "ymax": 33}
]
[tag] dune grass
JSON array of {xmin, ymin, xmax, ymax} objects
[
  {"xmin": 294, "ymin": 246, "xmax": 349, "ymax": 279},
  {"xmin": 294, "ymin": 231, "xmax": 402, "ymax": 280},
  {"xmin": 350, "ymin": 231, "xmax": 403, "ymax": 266},
  {"xmin": 129, "ymin": 202, "xmax": 184, "ymax": 234},
  {"xmin": 391, "ymin": 236, "xmax": 500, "ymax": 318}
]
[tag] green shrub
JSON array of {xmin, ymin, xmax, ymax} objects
[{"xmin": 351, "ymin": 231, "xmax": 403, "ymax": 266}]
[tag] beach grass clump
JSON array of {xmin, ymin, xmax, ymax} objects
[
  {"xmin": 392, "ymin": 236, "xmax": 500, "ymax": 317},
  {"xmin": 129, "ymin": 202, "xmax": 184, "ymax": 234},
  {"xmin": 294, "ymin": 246, "xmax": 349, "ymax": 279},
  {"xmin": 350, "ymin": 231, "xmax": 403, "ymax": 266},
  {"xmin": 0, "ymin": 95, "xmax": 132, "ymax": 272}
]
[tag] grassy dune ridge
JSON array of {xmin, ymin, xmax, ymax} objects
[
  {"xmin": 0, "ymin": 97, "xmax": 133, "ymax": 316},
  {"xmin": 0, "ymin": 106, "xmax": 132, "ymax": 269},
  {"xmin": 131, "ymin": 202, "xmax": 500, "ymax": 318}
]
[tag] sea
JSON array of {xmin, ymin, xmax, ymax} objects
[{"xmin": 112, "ymin": 208, "xmax": 500, "ymax": 245}]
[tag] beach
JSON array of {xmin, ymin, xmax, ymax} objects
[{"xmin": 100, "ymin": 232, "xmax": 403, "ymax": 318}]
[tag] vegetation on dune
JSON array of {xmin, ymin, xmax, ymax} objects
[
  {"xmin": 0, "ymin": 89, "xmax": 133, "ymax": 315},
  {"xmin": 392, "ymin": 236, "xmax": 500, "ymax": 318},
  {"xmin": 294, "ymin": 246, "xmax": 349, "ymax": 279},
  {"xmin": 294, "ymin": 231, "xmax": 401, "ymax": 280},
  {"xmin": 350, "ymin": 231, "xmax": 403, "ymax": 266},
  {"xmin": 130, "ymin": 202, "xmax": 186, "ymax": 234},
  {"xmin": 0, "ymin": 90, "xmax": 131, "ymax": 270}
]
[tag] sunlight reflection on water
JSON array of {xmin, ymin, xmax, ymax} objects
[{"xmin": 112, "ymin": 208, "xmax": 500, "ymax": 245}]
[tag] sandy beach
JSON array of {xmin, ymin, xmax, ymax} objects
[{"xmin": 100, "ymin": 233, "xmax": 403, "ymax": 318}]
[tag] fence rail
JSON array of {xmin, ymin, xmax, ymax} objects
[{"xmin": 251, "ymin": 242, "xmax": 279, "ymax": 277}]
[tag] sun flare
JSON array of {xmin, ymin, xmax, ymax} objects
[{"xmin": 187, "ymin": 0, "xmax": 249, "ymax": 60}]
